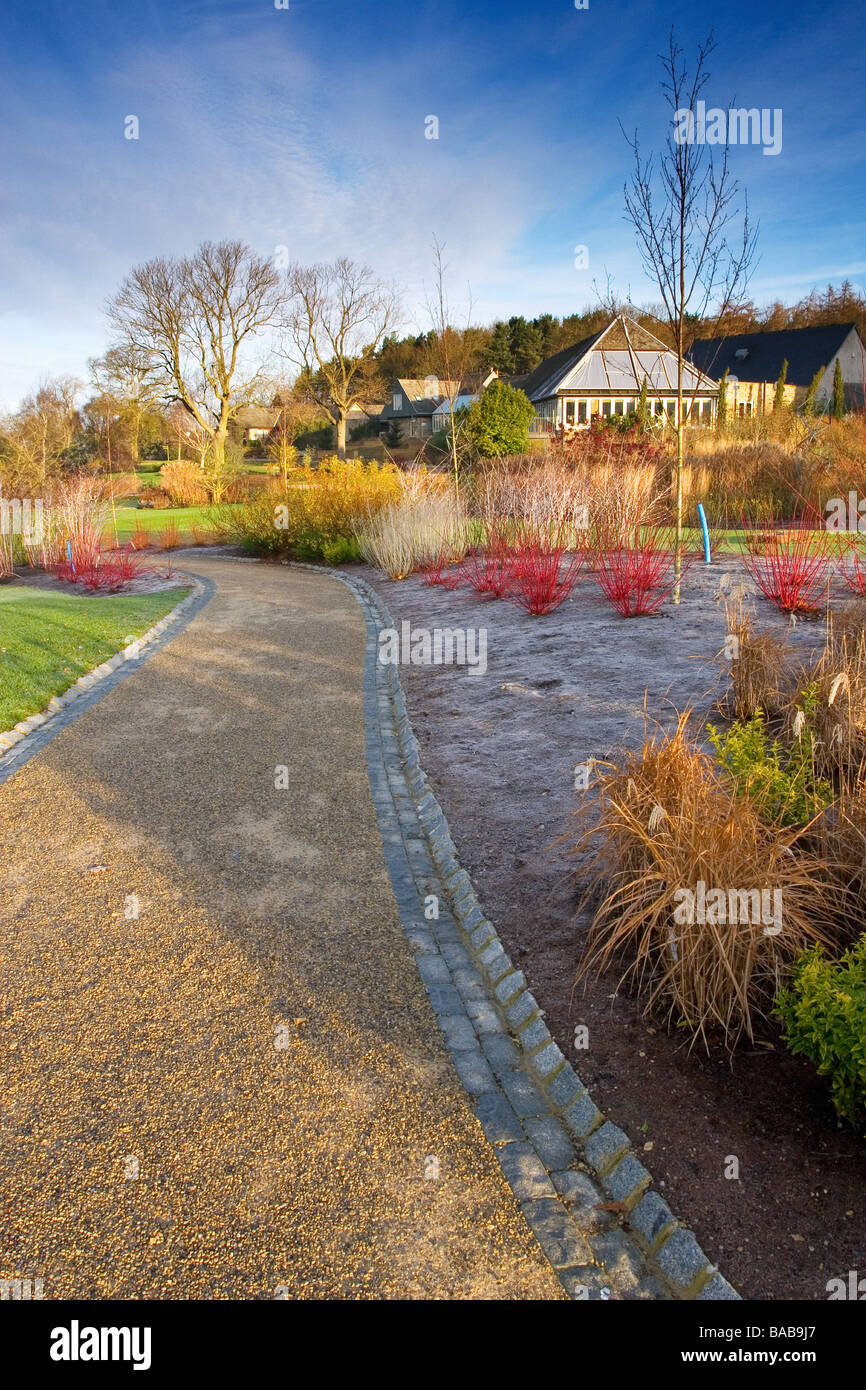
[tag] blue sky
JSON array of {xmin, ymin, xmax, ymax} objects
[{"xmin": 1, "ymin": 0, "xmax": 864, "ymax": 409}]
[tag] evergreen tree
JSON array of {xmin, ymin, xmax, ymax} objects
[
  {"xmin": 487, "ymin": 322, "xmax": 514, "ymax": 373},
  {"xmin": 508, "ymin": 316, "xmax": 544, "ymax": 373},
  {"xmin": 533, "ymin": 314, "xmax": 558, "ymax": 358},
  {"xmin": 461, "ymin": 380, "xmax": 535, "ymax": 458},
  {"xmin": 773, "ymin": 359, "xmax": 788, "ymax": 411},
  {"xmin": 832, "ymin": 358, "xmax": 846, "ymax": 419},
  {"xmin": 716, "ymin": 368, "xmax": 729, "ymax": 432},
  {"xmin": 803, "ymin": 365, "xmax": 825, "ymax": 415}
]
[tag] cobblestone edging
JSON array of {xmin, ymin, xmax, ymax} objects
[
  {"xmin": 326, "ymin": 566, "xmax": 740, "ymax": 1303},
  {"xmin": 0, "ymin": 576, "xmax": 214, "ymax": 788}
]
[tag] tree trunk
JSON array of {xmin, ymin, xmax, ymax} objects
[
  {"xmin": 450, "ymin": 416, "xmax": 460, "ymax": 507},
  {"xmin": 207, "ymin": 426, "xmax": 228, "ymax": 502},
  {"xmin": 336, "ymin": 413, "xmax": 347, "ymax": 459},
  {"xmin": 674, "ymin": 351, "xmax": 684, "ymax": 603}
]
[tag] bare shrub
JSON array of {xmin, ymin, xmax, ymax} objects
[
  {"xmin": 159, "ymin": 460, "xmax": 209, "ymax": 507},
  {"xmin": 356, "ymin": 495, "xmax": 468, "ymax": 579}
]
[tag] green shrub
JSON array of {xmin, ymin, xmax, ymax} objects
[
  {"xmin": 294, "ymin": 421, "xmax": 334, "ymax": 450},
  {"xmin": 209, "ymin": 457, "xmax": 402, "ymax": 560},
  {"xmin": 321, "ymin": 534, "xmax": 360, "ymax": 565},
  {"xmin": 460, "ymin": 379, "xmax": 535, "ymax": 459},
  {"xmin": 776, "ymin": 937, "xmax": 866, "ymax": 1130},
  {"xmin": 707, "ymin": 686, "xmax": 834, "ymax": 825}
]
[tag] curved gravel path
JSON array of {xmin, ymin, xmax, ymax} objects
[{"xmin": 0, "ymin": 557, "xmax": 563, "ymax": 1300}]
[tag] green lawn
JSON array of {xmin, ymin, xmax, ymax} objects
[
  {"xmin": 0, "ymin": 585, "xmax": 191, "ymax": 729},
  {"xmin": 107, "ymin": 504, "xmax": 227, "ymax": 543}
]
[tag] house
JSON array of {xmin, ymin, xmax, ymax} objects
[
  {"xmin": 431, "ymin": 394, "xmax": 478, "ymax": 433},
  {"xmin": 378, "ymin": 371, "xmax": 498, "ymax": 440},
  {"xmin": 346, "ymin": 403, "xmax": 385, "ymax": 440},
  {"xmin": 520, "ymin": 315, "xmax": 719, "ymax": 435},
  {"xmin": 688, "ymin": 322, "xmax": 866, "ymax": 416},
  {"xmin": 230, "ymin": 405, "xmax": 280, "ymax": 444}
]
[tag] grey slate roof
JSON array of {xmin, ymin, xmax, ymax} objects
[
  {"xmin": 518, "ymin": 332, "xmax": 605, "ymax": 402},
  {"xmin": 688, "ymin": 323, "xmax": 859, "ymax": 385}
]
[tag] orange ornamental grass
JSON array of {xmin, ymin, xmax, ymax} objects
[
  {"xmin": 568, "ymin": 712, "xmax": 840, "ymax": 1051},
  {"xmin": 715, "ymin": 592, "xmax": 792, "ymax": 722},
  {"xmin": 157, "ymin": 520, "xmax": 183, "ymax": 550}
]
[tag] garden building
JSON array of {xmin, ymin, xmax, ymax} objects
[{"xmin": 519, "ymin": 315, "xmax": 719, "ymax": 437}]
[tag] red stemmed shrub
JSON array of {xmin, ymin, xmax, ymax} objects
[
  {"xmin": 459, "ymin": 525, "xmax": 517, "ymax": 598},
  {"xmin": 54, "ymin": 545, "xmax": 142, "ymax": 594},
  {"xmin": 52, "ymin": 535, "xmax": 98, "ymax": 586},
  {"xmin": 836, "ymin": 537, "xmax": 866, "ymax": 596},
  {"xmin": 740, "ymin": 515, "xmax": 832, "ymax": 614},
  {"xmin": 421, "ymin": 545, "xmax": 462, "ymax": 589},
  {"xmin": 507, "ymin": 527, "xmax": 585, "ymax": 615},
  {"xmin": 590, "ymin": 525, "xmax": 685, "ymax": 617}
]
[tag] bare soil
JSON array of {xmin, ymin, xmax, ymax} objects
[{"xmin": 361, "ymin": 555, "xmax": 866, "ymax": 1302}]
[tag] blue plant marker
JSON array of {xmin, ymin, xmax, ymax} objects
[
  {"xmin": 697, "ymin": 503, "xmax": 711, "ymax": 563},
  {"xmin": 66, "ymin": 538, "xmax": 75, "ymax": 576}
]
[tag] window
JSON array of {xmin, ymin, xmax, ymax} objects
[
  {"xmin": 409, "ymin": 419, "xmax": 417, "ymax": 438},
  {"xmin": 738, "ymin": 401, "xmax": 753, "ymax": 418},
  {"xmin": 701, "ymin": 399, "xmax": 712, "ymax": 424},
  {"xmin": 602, "ymin": 400, "xmax": 612, "ymax": 418},
  {"xmin": 614, "ymin": 400, "xmax": 624, "ymax": 416},
  {"xmin": 392, "ymin": 392, "xmax": 402, "ymax": 411},
  {"xmin": 531, "ymin": 400, "xmax": 557, "ymax": 433},
  {"xmin": 578, "ymin": 400, "xmax": 588, "ymax": 424},
  {"xmin": 666, "ymin": 400, "xmax": 676, "ymax": 420},
  {"xmin": 565, "ymin": 399, "xmax": 575, "ymax": 425},
  {"xmin": 654, "ymin": 399, "xmax": 664, "ymax": 416}
]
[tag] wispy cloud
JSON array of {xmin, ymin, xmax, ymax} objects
[{"xmin": 1, "ymin": 0, "xmax": 864, "ymax": 409}]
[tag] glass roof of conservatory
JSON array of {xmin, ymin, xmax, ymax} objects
[{"xmin": 560, "ymin": 349, "xmax": 708, "ymax": 393}]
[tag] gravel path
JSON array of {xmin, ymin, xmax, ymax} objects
[{"xmin": 0, "ymin": 558, "xmax": 563, "ymax": 1300}]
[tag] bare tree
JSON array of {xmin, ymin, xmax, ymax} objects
[
  {"xmin": 424, "ymin": 237, "xmax": 475, "ymax": 502},
  {"xmin": 2, "ymin": 376, "xmax": 82, "ymax": 488},
  {"xmin": 107, "ymin": 240, "xmax": 282, "ymax": 473},
  {"xmin": 89, "ymin": 344, "xmax": 163, "ymax": 464},
  {"xmin": 265, "ymin": 384, "xmax": 322, "ymax": 488},
  {"xmin": 281, "ymin": 258, "xmax": 399, "ymax": 458},
  {"xmin": 623, "ymin": 30, "xmax": 758, "ymax": 597}
]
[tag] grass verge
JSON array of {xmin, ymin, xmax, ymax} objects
[{"xmin": 0, "ymin": 585, "xmax": 191, "ymax": 728}]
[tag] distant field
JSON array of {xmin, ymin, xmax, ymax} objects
[
  {"xmin": 105, "ymin": 504, "xmax": 234, "ymax": 544},
  {"xmin": 107, "ymin": 505, "xmax": 212, "ymax": 542}
]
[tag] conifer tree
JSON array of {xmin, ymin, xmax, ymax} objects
[
  {"xmin": 832, "ymin": 358, "xmax": 846, "ymax": 419},
  {"xmin": 716, "ymin": 368, "xmax": 729, "ymax": 432},
  {"xmin": 803, "ymin": 365, "xmax": 825, "ymax": 415}
]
